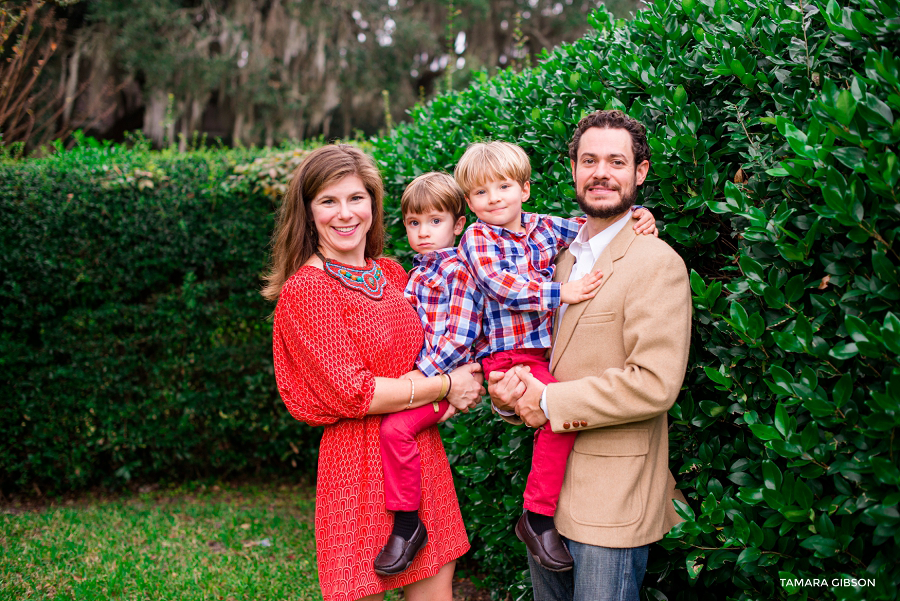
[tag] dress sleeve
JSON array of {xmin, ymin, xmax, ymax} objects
[
  {"xmin": 273, "ymin": 273, "xmax": 374, "ymax": 426},
  {"xmin": 458, "ymin": 225, "xmax": 561, "ymax": 312}
]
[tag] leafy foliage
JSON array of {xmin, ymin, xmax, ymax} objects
[
  {"xmin": 226, "ymin": 139, "xmax": 372, "ymax": 202},
  {"xmin": 371, "ymin": 0, "xmax": 900, "ymax": 598},
  {"xmin": 229, "ymin": 148, "xmax": 315, "ymax": 201},
  {"xmin": 0, "ymin": 0, "xmax": 83, "ymax": 154},
  {"xmin": 0, "ymin": 141, "xmax": 321, "ymax": 495},
  {"xmin": 15, "ymin": 0, "xmax": 637, "ymax": 152}
]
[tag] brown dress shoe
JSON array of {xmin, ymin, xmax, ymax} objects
[
  {"xmin": 515, "ymin": 513, "xmax": 573, "ymax": 572},
  {"xmin": 373, "ymin": 520, "xmax": 429, "ymax": 576}
]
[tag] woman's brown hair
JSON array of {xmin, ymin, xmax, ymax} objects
[{"xmin": 261, "ymin": 144, "xmax": 385, "ymax": 301}]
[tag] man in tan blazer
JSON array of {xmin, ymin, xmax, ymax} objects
[{"xmin": 489, "ymin": 109, "xmax": 691, "ymax": 601}]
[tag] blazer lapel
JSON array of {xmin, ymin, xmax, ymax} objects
[
  {"xmin": 550, "ymin": 225, "xmax": 638, "ymax": 372},
  {"xmin": 551, "ymin": 250, "xmax": 576, "ymax": 347}
]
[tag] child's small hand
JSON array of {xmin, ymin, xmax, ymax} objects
[
  {"xmin": 632, "ymin": 207, "xmax": 658, "ymax": 237},
  {"xmin": 560, "ymin": 270, "xmax": 604, "ymax": 304},
  {"xmin": 437, "ymin": 404, "xmax": 458, "ymax": 423}
]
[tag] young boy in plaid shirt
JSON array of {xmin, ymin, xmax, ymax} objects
[
  {"xmin": 374, "ymin": 172, "xmax": 487, "ymax": 577},
  {"xmin": 455, "ymin": 141, "xmax": 657, "ymax": 572}
]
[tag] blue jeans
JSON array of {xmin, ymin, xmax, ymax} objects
[{"xmin": 528, "ymin": 536, "xmax": 649, "ymax": 601}]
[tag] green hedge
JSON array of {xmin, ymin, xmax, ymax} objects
[
  {"xmin": 0, "ymin": 142, "xmax": 321, "ymax": 495},
  {"xmin": 372, "ymin": 0, "xmax": 900, "ymax": 599}
]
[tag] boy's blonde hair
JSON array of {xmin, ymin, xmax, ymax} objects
[
  {"xmin": 401, "ymin": 172, "xmax": 466, "ymax": 220},
  {"xmin": 454, "ymin": 141, "xmax": 531, "ymax": 194}
]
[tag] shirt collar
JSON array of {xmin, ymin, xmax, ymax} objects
[
  {"xmin": 569, "ymin": 209, "xmax": 634, "ymax": 264},
  {"xmin": 413, "ymin": 246, "xmax": 457, "ymax": 268},
  {"xmin": 475, "ymin": 211, "xmax": 538, "ymax": 236}
]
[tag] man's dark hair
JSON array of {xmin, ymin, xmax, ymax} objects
[{"xmin": 568, "ymin": 110, "xmax": 651, "ymax": 167}]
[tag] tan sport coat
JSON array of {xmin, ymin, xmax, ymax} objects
[{"xmin": 545, "ymin": 224, "xmax": 691, "ymax": 548}]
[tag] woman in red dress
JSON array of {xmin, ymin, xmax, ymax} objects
[{"xmin": 263, "ymin": 145, "xmax": 484, "ymax": 601}]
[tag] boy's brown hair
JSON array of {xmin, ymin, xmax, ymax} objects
[
  {"xmin": 401, "ymin": 172, "xmax": 466, "ymax": 220},
  {"xmin": 453, "ymin": 141, "xmax": 531, "ymax": 195}
]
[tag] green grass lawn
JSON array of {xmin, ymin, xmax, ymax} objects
[
  {"xmin": 0, "ymin": 482, "xmax": 341, "ymax": 600},
  {"xmin": 0, "ymin": 482, "xmax": 490, "ymax": 601}
]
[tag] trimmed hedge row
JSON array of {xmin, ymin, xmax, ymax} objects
[
  {"xmin": 371, "ymin": 0, "xmax": 900, "ymax": 599},
  {"xmin": 0, "ymin": 144, "xmax": 320, "ymax": 495}
]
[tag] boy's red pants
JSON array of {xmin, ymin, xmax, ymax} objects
[
  {"xmin": 482, "ymin": 348, "xmax": 575, "ymax": 516},
  {"xmin": 379, "ymin": 398, "xmax": 450, "ymax": 511}
]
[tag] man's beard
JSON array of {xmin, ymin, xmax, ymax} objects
[{"xmin": 576, "ymin": 181, "xmax": 638, "ymax": 219}]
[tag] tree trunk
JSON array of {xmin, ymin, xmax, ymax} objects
[
  {"xmin": 143, "ymin": 89, "xmax": 169, "ymax": 147},
  {"xmin": 341, "ymin": 103, "xmax": 352, "ymax": 139},
  {"xmin": 232, "ymin": 110, "xmax": 244, "ymax": 146},
  {"xmin": 264, "ymin": 121, "xmax": 274, "ymax": 147},
  {"xmin": 62, "ymin": 34, "xmax": 83, "ymax": 131}
]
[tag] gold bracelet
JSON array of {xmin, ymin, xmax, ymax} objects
[
  {"xmin": 406, "ymin": 378, "xmax": 415, "ymax": 409},
  {"xmin": 438, "ymin": 374, "xmax": 450, "ymax": 401}
]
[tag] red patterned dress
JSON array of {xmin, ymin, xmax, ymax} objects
[{"xmin": 273, "ymin": 257, "xmax": 470, "ymax": 601}]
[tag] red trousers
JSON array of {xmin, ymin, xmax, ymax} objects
[
  {"xmin": 482, "ymin": 348, "xmax": 576, "ymax": 516},
  {"xmin": 380, "ymin": 399, "xmax": 450, "ymax": 511}
]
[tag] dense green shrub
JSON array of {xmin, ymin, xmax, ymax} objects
[
  {"xmin": 0, "ymin": 142, "xmax": 321, "ymax": 495},
  {"xmin": 372, "ymin": 0, "xmax": 900, "ymax": 599}
]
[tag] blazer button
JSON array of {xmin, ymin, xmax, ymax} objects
[
  {"xmin": 580, "ymin": 420, "xmax": 588, "ymax": 427},
  {"xmin": 563, "ymin": 422, "xmax": 571, "ymax": 430}
]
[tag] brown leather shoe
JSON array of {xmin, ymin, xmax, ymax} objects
[
  {"xmin": 373, "ymin": 520, "xmax": 429, "ymax": 576},
  {"xmin": 515, "ymin": 513, "xmax": 573, "ymax": 572}
]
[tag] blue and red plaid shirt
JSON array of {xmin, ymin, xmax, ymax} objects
[
  {"xmin": 458, "ymin": 212, "xmax": 585, "ymax": 355},
  {"xmin": 404, "ymin": 247, "xmax": 487, "ymax": 376}
]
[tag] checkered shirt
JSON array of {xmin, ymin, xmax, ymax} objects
[
  {"xmin": 458, "ymin": 211, "xmax": 585, "ymax": 354},
  {"xmin": 404, "ymin": 247, "xmax": 487, "ymax": 377}
]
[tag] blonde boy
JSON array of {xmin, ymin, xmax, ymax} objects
[{"xmin": 455, "ymin": 141, "xmax": 656, "ymax": 572}]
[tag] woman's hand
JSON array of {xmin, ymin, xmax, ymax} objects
[{"xmin": 446, "ymin": 362, "xmax": 485, "ymax": 413}]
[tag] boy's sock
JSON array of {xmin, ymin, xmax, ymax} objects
[
  {"xmin": 526, "ymin": 510, "xmax": 555, "ymax": 535},
  {"xmin": 391, "ymin": 510, "xmax": 421, "ymax": 540}
]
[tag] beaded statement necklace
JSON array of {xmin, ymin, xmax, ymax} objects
[{"xmin": 316, "ymin": 251, "xmax": 385, "ymax": 300}]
